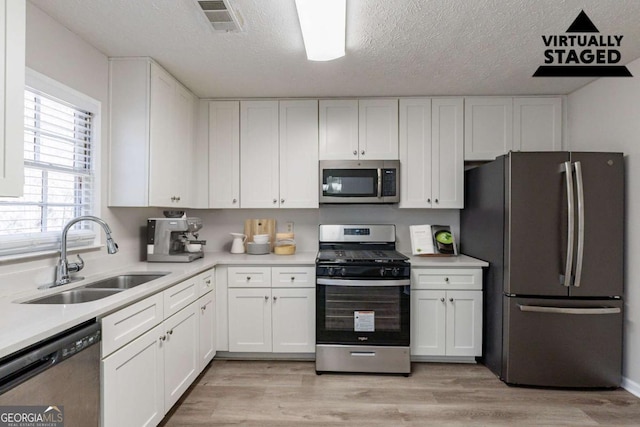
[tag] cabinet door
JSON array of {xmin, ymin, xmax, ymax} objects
[
  {"xmin": 209, "ymin": 101, "xmax": 240, "ymax": 208},
  {"xmin": 228, "ymin": 288, "xmax": 272, "ymax": 352},
  {"xmin": 411, "ymin": 290, "xmax": 446, "ymax": 356},
  {"xmin": 399, "ymin": 98, "xmax": 432, "ymax": 208},
  {"xmin": 0, "ymin": 0, "xmax": 25, "ymax": 196},
  {"xmin": 102, "ymin": 324, "xmax": 164, "ymax": 427},
  {"xmin": 279, "ymin": 100, "xmax": 319, "ymax": 208},
  {"xmin": 432, "ymin": 98, "xmax": 464, "ymax": 208},
  {"xmin": 319, "ymin": 100, "xmax": 358, "ymax": 160},
  {"xmin": 198, "ymin": 293, "xmax": 216, "ymax": 372},
  {"xmin": 240, "ymin": 101, "xmax": 280, "ymax": 208},
  {"xmin": 464, "ymin": 97, "xmax": 513, "ymax": 161},
  {"xmin": 445, "ymin": 290, "xmax": 482, "ymax": 357},
  {"xmin": 513, "ymin": 97, "xmax": 562, "ymax": 152},
  {"xmin": 272, "ymin": 288, "xmax": 315, "ymax": 353},
  {"xmin": 164, "ymin": 303, "xmax": 199, "ymax": 412},
  {"xmin": 359, "ymin": 99, "xmax": 399, "ymax": 160},
  {"xmin": 149, "ymin": 63, "xmax": 179, "ymax": 206},
  {"xmin": 171, "ymin": 83, "xmax": 195, "ymax": 207}
]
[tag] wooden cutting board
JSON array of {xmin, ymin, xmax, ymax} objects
[{"xmin": 244, "ymin": 219, "xmax": 276, "ymax": 250}]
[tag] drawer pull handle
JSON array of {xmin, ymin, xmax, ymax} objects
[
  {"xmin": 449, "ymin": 298, "xmax": 454, "ymax": 302},
  {"xmin": 167, "ymin": 330, "xmax": 174, "ymax": 335},
  {"xmin": 445, "ymin": 277, "xmax": 449, "ymax": 282},
  {"xmin": 246, "ymin": 276, "xmax": 251, "ymax": 281},
  {"xmin": 205, "ymin": 279, "xmax": 211, "ymax": 285},
  {"xmin": 201, "ymin": 305, "xmax": 206, "ymax": 311},
  {"xmin": 264, "ymin": 295, "xmax": 269, "ymax": 300},
  {"xmin": 273, "ymin": 296, "xmax": 278, "ymax": 302},
  {"xmin": 159, "ymin": 335, "xmax": 166, "ymax": 342},
  {"xmin": 440, "ymin": 297, "xmax": 445, "ymax": 302},
  {"xmin": 291, "ymin": 276, "xmax": 295, "ymax": 282}
]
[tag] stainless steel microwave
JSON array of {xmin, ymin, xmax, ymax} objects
[{"xmin": 319, "ymin": 160, "xmax": 400, "ymax": 204}]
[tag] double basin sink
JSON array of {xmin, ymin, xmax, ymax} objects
[{"xmin": 24, "ymin": 273, "xmax": 169, "ymax": 304}]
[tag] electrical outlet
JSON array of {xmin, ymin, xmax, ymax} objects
[{"xmin": 286, "ymin": 221, "xmax": 294, "ymax": 233}]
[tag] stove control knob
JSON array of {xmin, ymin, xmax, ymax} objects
[
  {"xmin": 327, "ymin": 267, "xmax": 334, "ymax": 276},
  {"xmin": 380, "ymin": 267, "xmax": 386, "ymax": 277},
  {"xmin": 340, "ymin": 267, "xmax": 347, "ymax": 276},
  {"xmin": 392, "ymin": 268, "xmax": 400, "ymax": 277}
]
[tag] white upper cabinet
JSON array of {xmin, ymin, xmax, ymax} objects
[
  {"xmin": 208, "ymin": 101, "xmax": 240, "ymax": 208},
  {"xmin": 240, "ymin": 100, "xmax": 280, "ymax": 208},
  {"xmin": 399, "ymin": 98, "xmax": 463, "ymax": 209},
  {"xmin": 513, "ymin": 97, "xmax": 562, "ymax": 152},
  {"xmin": 319, "ymin": 99, "xmax": 398, "ymax": 160},
  {"xmin": 465, "ymin": 96, "xmax": 563, "ymax": 161},
  {"xmin": 109, "ymin": 58, "xmax": 196, "ymax": 207},
  {"xmin": 464, "ymin": 97, "xmax": 513, "ymax": 161},
  {"xmin": 0, "ymin": 0, "xmax": 25, "ymax": 197},
  {"xmin": 358, "ymin": 99, "xmax": 399, "ymax": 159},
  {"xmin": 319, "ymin": 99, "xmax": 358, "ymax": 160},
  {"xmin": 279, "ymin": 100, "xmax": 319, "ymax": 208},
  {"xmin": 210, "ymin": 100, "xmax": 318, "ymax": 209}
]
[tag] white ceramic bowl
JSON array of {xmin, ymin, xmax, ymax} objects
[
  {"xmin": 185, "ymin": 243, "xmax": 202, "ymax": 252},
  {"xmin": 253, "ymin": 234, "xmax": 269, "ymax": 244}
]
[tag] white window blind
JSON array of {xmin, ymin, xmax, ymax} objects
[{"xmin": 0, "ymin": 88, "xmax": 96, "ymax": 256}]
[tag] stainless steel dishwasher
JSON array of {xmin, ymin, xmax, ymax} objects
[{"xmin": 0, "ymin": 320, "xmax": 101, "ymax": 426}]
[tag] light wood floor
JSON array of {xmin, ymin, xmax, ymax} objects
[{"xmin": 161, "ymin": 360, "xmax": 640, "ymax": 426}]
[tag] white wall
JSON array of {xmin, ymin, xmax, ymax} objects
[
  {"xmin": 191, "ymin": 207, "xmax": 459, "ymax": 253},
  {"xmin": 567, "ymin": 57, "xmax": 640, "ymax": 395},
  {"xmin": 0, "ymin": 3, "xmax": 161, "ymax": 293}
]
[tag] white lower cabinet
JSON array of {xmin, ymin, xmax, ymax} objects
[
  {"xmin": 102, "ymin": 324, "xmax": 165, "ymax": 427},
  {"xmin": 411, "ymin": 268, "xmax": 483, "ymax": 358},
  {"xmin": 163, "ymin": 302, "xmax": 199, "ymax": 411},
  {"xmin": 198, "ymin": 291, "xmax": 216, "ymax": 371},
  {"xmin": 227, "ymin": 266, "xmax": 315, "ymax": 354},
  {"xmin": 101, "ymin": 269, "xmax": 215, "ymax": 427}
]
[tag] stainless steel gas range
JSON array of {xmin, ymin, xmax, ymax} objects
[{"xmin": 315, "ymin": 224, "xmax": 411, "ymax": 375}]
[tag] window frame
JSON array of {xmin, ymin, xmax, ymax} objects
[{"xmin": 0, "ymin": 68, "xmax": 102, "ymax": 258}]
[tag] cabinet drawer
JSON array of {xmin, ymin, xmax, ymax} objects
[
  {"xmin": 412, "ymin": 268, "xmax": 482, "ymax": 290},
  {"xmin": 101, "ymin": 292, "xmax": 164, "ymax": 357},
  {"xmin": 197, "ymin": 269, "xmax": 215, "ymax": 297},
  {"xmin": 228, "ymin": 266, "xmax": 271, "ymax": 288},
  {"xmin": 271, "ymin": 266, "xmax": 315, "ymax": 288},
  {"xmin": 164, "ymin": 277, "xmax": 199, "ymax": 318}
]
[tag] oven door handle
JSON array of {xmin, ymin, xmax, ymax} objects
[{"xmin": 317, "ymin": 278, "xmax": 410, "ymax": 287}]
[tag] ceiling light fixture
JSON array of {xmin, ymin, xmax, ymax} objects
[{"xmin": 294, "ymin": 0, "xmax": 346, "ymax": 61}]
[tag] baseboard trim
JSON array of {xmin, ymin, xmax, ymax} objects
[
  {"xmin": 411, "ymin": 355, "xmax": 478, "ymax": 363},
  {"xmin": 622, "ymin": 376, "xmax": 640, "ymax": 398}
]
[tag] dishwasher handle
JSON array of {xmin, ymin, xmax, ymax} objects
[{"xmin": 0, "ymin": 320, "xmax": 100, "ymax": 395}]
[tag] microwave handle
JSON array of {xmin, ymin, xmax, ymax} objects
[{"xmin": 377, "ymin": 169, "xmax": 382, "ymax": 198}]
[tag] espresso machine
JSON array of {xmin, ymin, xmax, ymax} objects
[{"xmin": 146, "ymin": 217, "xmax": 206, "ymax": 262}]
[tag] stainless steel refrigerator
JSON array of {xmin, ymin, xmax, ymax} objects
[{"xmin": 461, "ymin": 152, "xmax": 624, "ymax": 388}]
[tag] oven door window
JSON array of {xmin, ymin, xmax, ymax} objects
[
  {"xmin": 316, "ymin": 284, "xmax": 410, "ymax": 346},
  {"xmin": 322, "ymin": 169, "xmax": 378, "ymax": 198}
]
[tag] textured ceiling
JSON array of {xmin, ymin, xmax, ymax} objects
[{"xmin": 28, "ymin": 0, "xmax": 640, "ymax": 98}]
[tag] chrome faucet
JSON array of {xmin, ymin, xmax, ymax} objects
[{"xmin": 52, "ymin": 216, "xmax": 119, "ymax": 287}]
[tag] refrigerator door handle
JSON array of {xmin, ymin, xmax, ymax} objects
[
  {"xmin": 562, "ymin": 161, "xmax": 575, "ymax": 287},
  {"xmin": 573, "ymin": 161, "xmax": 585, "ymax": 288},
  {"xmin": 518, "ymin": 304, "xmax": 621, "ymax": 315}
]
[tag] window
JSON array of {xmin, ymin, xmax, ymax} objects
[{"xmin": 0, "ymin": 85, "xmax": 96, "ymax": 256}]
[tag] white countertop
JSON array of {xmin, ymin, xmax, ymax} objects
[
  {"xmin": 405, "ymin": 254, "xmax": 489, "ymax": 268},
  {"xmin": 0, "ymin": 251, "xmax": 486, "ymax": 358}
]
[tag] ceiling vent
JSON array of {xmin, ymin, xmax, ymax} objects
[{"xmin": 196, "ymin": 0, "xmax": 245, "ymax": 32}]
